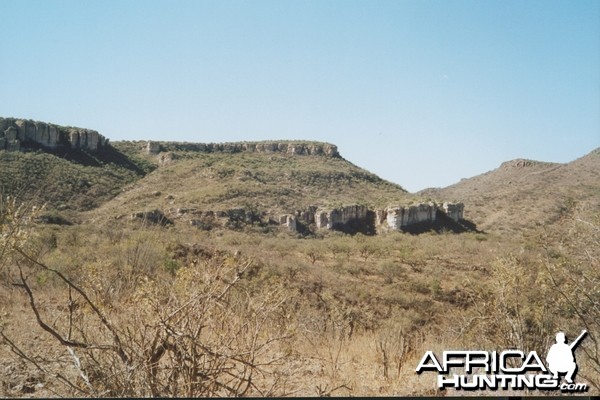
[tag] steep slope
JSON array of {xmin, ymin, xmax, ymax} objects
[
  {"xmin": 420, "ymin": 148, "xmax": 600, "ymax": 233},
  {"xmin": 0, "ymin": 144, "xmax": 153, "ymax": 212}
]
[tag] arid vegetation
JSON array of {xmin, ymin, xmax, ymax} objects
[{"xmin": 1, "ymin": 145, "xmax": 598, "ymax": 396}]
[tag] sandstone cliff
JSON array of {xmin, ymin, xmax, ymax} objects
[
  {"xmin": 0, "ymin": 117, "xmax": 109, "ymax": 152},
  {"xmin": 153, "ymin": 202, "xmax": 466, "ymax": 235},
  {"xmin": 313, "ymin": 202, "xmax": 464, "ymax": 234},
  {"xmin": 145, "ymin": 140, "xmax": 339, "ymax": 158}
]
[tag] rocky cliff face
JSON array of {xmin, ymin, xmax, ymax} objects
[
  {"xmin": 145, "ymin": 140, "xmax": 339, "ymax": 158},
  {"xmin": 311, "ymin": 202, "xmax": 464, "ymax": 234},
  {"xmin": 0, "ymin": 118, "xmax": 109, "ymax": 152},
  {"xmin": 383, "ymin": 203, "xmax": 439, "ymax": 229},
  {"xmin": 442, "ymin": 202, "xmax": 464, "ymax": 222},
  {"xmin": 156, "ymin": 202, "xmax": 465, "ymax": 235},
  {"xmin": 315, "ymin": 205, "xmax": 370, "ymax": 228}
]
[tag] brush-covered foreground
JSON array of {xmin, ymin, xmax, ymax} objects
[
  {"xmin": 1, "ymin": 197, "xmax": 598, "ymax": 396},
  {"xmin": 0, "ymin": 144, "xmax": 599, "ymax": 396}
]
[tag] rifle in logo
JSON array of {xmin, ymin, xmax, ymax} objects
[
  {"xmin": 415, "ymin": 329, "xmax": 590, "ymax": 392},
  {"xmin": 546, "ymin": 330, "xmax": 587, "ymax": 384}
]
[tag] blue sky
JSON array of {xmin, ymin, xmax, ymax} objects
[{"xmin": 1, "ymin": 0, "xmax": 598, "ymax": 192}]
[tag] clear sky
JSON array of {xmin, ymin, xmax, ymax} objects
[{"xmin": 1, "ymin": 0, "xmax": 598, "ymax": 192}]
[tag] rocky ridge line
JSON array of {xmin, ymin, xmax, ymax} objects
[
  {"xmin": 144, "ymin": 140, "xmax": 340, "ymax": 161},
  {"xmin": 0, "ymin": 117, "xmax": 109, "ymax": 152}
]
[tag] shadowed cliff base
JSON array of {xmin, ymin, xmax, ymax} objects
[
  {"xmin": 331, "ymin": 210, "xmax": 378, "ymax": 235},
  {"xmin": 399, "ymin": 212, "xmax": 481, "ymax": 234},
  {"xmin": 145, "ymin": 205, "xmax": 479, "ymax": 236},
  {"xmin": 321, "ymin": 211, "xmax": 479, "ymax": 236},
  {"xmin": 15, "ymin": 140, "xmax": 153, "ymax": 175}
]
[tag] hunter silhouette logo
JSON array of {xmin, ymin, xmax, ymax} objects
[
  {"xmin": 546, "ymin": 330, "xmax": 587, "ymax": 384},
  {"xmin": 415, "ymin": 330, "xmax": 589, "ymax": 392}
]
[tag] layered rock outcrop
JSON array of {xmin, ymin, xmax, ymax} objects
[
  {"xmin": 442, "ymin": 202, "xmax": 464, "ymax": 222},
  {"xmin": 161, "ymin": 202, "xmax": 465, "ymax": 235},
  {"xmin": 0, "ymin": 117, "xmax": 109, "ymax": 152},
  {"xmin": 145, "ymin": 140, "xmax": 339, "ymax": 158},
  {"xmin": 379, "ymin": 202, "xmax": 465, "ymax": 231},
  {"xmin": 68, "ymin": 128, "xmax": 108, "ymax": 151},
  {"xmin": 315, "ymin": 205, "xmax": 370, "ymax": 229},
  {"xmin": 159, "ymin": 207, "xmax": 268, "ymax": 231},
  {"xmin": 292, "ymin": 202, "xmax": 465, "ymax": 234},
  {"xmin": 382, "ymin": 203, "xmax": 439, "ymax": 230},
  {"xmin": 279, "ymin": 215, "xmax": 297, "ymax": 231}
]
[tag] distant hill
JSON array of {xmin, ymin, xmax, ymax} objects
[
  {"xmin": 419, "ymin": 148, "xmax": 600, "ymax": 233},
  {"xmin": 3, "ymin": 117, "xmax": 597, "ymax": 236},
  {"xmin": 0, "ymin": 118, "xmax": 418, "ymax": 231},
  {"xmin": 91, "ymin": 141, "xmax": 418, "ymax": 232}
]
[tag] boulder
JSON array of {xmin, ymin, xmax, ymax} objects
[{"xmin": 131, "ymin": 209, "xmax": 173, "ymax": 225}]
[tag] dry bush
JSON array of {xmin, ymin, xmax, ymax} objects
[
  {"xmin": 0, "ymin": 199, "xmax": 297, "ymax": 397},
  {"xmin": 494, "ymin": 255, "xmax": 555, "ymax": 353},
  {"xmin": 375, "ymin": 324, "xmax": 424, "ymax": 381},
  {"xmin": 2, "ymin": 255, "xmax": 296, "ymax": 397},
  {"xmin": 540, "ymin": 209, "xmax": 600, "ymax": 391},
  {"xmin": 459, "ymin": 208, "xmax": 600, "ymax": 393}
]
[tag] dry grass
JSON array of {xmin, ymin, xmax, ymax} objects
[
  {"xmin": 1, "ymin": 146, "xmax": 598, "ymax": 396},
  {"xmin": 421, "ymin": 149, "xmax": 600, "ymax": 234},
  {"xmin": 3, "ymin": 207, "xmax": 598, "ymax": 396}
]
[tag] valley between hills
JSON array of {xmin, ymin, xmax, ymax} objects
[{"xmin": 0, "ymin": 118, "xmax": 598, "ymax": 396}]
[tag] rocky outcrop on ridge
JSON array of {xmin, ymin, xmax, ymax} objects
[
  {"xmin": 149, "ymin": 202, "xmax": 467, "ymax": 235},
  {"xmin": 0, "ymin": 117, "xmax": 109, "ymax": 152},
  {"xmin": 499, "ymin": 159, "xmax": 558, "ymax": 169},
  {"xmin": 145, "ymin": 140, "xmax": 339, "ymax": 158}
]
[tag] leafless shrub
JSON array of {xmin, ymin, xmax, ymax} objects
[
  {"xmin": 376, "ymin": 327, "xmax": 423, "ymax": 381},
  {"xmin": 0, "ymin": 197, "xmax": 296, "ymax": 396},
  {"xmin": 540, "ymin": 210, "xmax": 600, "ymax": 391}
]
